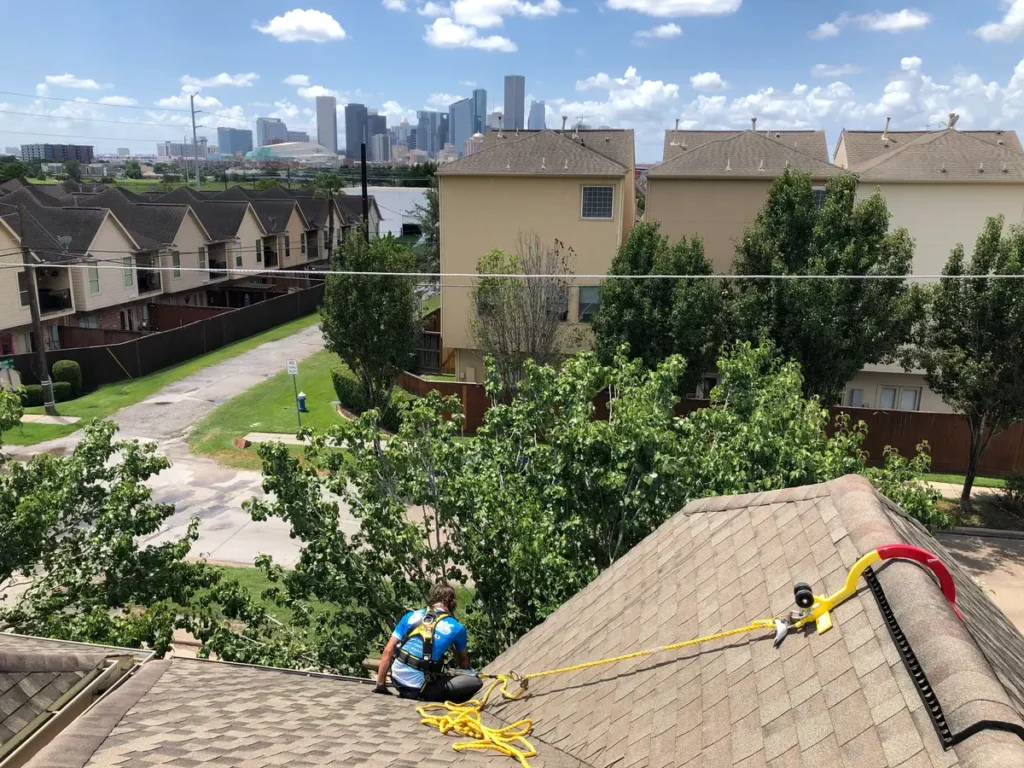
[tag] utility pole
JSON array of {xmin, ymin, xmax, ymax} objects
[
  {"xmin": 17, "ymin": 205, "xmax": 56, "ymax": 416},
  {"xmin": 360, "ymin": 142, "xmax": 369, "ymax": 244},
  {"xmin": 190, "ymin": 92, "xmax": 202, "ymax": 191},
  {"xmin": 182, "ymin": 135, "xmax": 190, "ymax": 186}
]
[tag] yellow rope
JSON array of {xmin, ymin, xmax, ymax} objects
[{"xmin": 416, "ymin": 617, "xmax": 784, "ymax": 767}]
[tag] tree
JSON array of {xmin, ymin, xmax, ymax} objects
[
  {"xmin": 905, "ymin": 217, "xmax": 1024, "ymax": 512},
  {"xmin": 255, "ymin": 178, "xmax": 281, "ymax": 191},
  {"xmin": 314, "ymin": 172, "xmax": 345, "ymax": 259},
  {"xmin": 471, "ymin": 234, "xmax": 576, "ymax": 397},
  {"xmin": 320, "ymin": 232, "xmax": 419, "ymax": 416},
  {"xmin": 123, "ymin": 159, "xmax": 143, "ymax": 179},
  {"xmin": 64, "ymin": 160, "xmax": 82, "ymax": 181},
  {"xmin": 733, "ymin": 170, "xmax": 918, "ymax": 403},
  {"xmin": 593, "ymin": 221, "xmax": 731, "ymax": 396},
  {"xmin": 153, "ymin": 162, "xmax": 169, "ymax": 174},
  {"xmin": 0, "ymin": 161, "xmax": 28, "ymax": 184},
  {"xmin": 412, "ymin": 182, "xmax": 439, "ymax": 273}
]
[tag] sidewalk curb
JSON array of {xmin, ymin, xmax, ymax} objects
[{"xmin": 938, "ymin": 526, "xmax": 1024, "ymax": 541}]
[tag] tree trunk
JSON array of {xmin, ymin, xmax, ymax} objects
[
  {"xmin": 327, "ymin": 202, "xmax": 334, "ymax": 262},
  {"xmin": 961, "ymin": 417, "xmax": 987, "ymax": 517}
]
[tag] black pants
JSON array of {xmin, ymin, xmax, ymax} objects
[{"xmin": 397, "ymin": 674, "xmax": 483, "ymax": 704}]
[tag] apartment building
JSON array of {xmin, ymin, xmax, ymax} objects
[{"xmin": 437, "ymin": 127, "xmax": 635, "ymax": 382}]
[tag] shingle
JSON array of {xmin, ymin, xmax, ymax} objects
[
  {"xmin": 849, "ymin": 129, "xmax": 1024, "ymax": 182},
  {"xmin": 438, "ymin": 130, "xmax": 628, "ymax": 177},
  {"xmin": 664, "ymin": 130, "xmax": 829, "ymax": 162},
  {"xmin": 838, "ymin": 128, "xmax": 1022, "ymax": 167},
  {"xmin": 0, "ymin": 201, "xmax": 110, "ymax": 262},
  {"xmin": 649, "ymin": 131, "xmax": 842, "ymax": 180},
  {"xmin": 483, "ymin": 128, "xmax": 635, "ymax": 169}
]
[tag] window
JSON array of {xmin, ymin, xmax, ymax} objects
[
  {"xmin": 172, "ymin": 251, "xmax": 181, "ymax": 277},
  {"xmin": 88, "ymin": 262, "xmax": 100, "ymax": 294},
  {"xmin": 300, "ymin": 233, "xmax": 307, "ymax": 256},
  {"xmin": 0, "ymin": 334, "xmax": 12, "ymax": 356},
  {"xmin": 78, "ymin": 314, "xmax": 99, "ymax": 329},
  {"xmin": 323, "ymin": 230, "xmax": 330, "ymax": 252},
  {"xmin": 235, "ymin": 243, "xmax": 243, "ymax": 268},
  {"xmin": 812, "ymin": 187, "xmax": 827, "ymax": 209},
  {"xmin": 693, "ymin": 375, "xmax": 719, "ymax": 399},
  {"xmin": 256, "ymin": 240, "xmax": 262, "ymax": 264},
  {"xmin": 880, "ymin": 385, "xmax": 921, "ymax": 411},
  {"xmin": 284, "ymin": 234, "xmax": 291, "ymax": 258},
  {"xmin": 578, "ymin": 286, "xmax": 600, "ymax": 323},
  {"xmin": 846, "ymin": 388, "xmax": 864, "ymax": 408},
  {"xmin": 122, "ymin": 256, "xmax": 133, "ymax": 286},
  {"xmin": 198, "ymin": 246, "xmax": 208, "ymax": 274},
  {"xmin": 547, "ymin": 288, "xmax": 569, "ymax": 322},
  {"xmin": 581, "ymin": 186, "xmax": 614, "ymax": 219},
  {"xmin": 49, "ymin": 324, "xmax": 59, "ymax": 347},
  {"xmin": 18, "ymin": 271, "xmax": 29, "ymax": 307}
]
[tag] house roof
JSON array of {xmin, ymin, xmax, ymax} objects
[
  {"xmin": 335, "ymin": 194, "xmax": 379, "ymax": 224},
  {"xmin": 191, "ymin": 200, "xmax": 262, "ymax": 240},
  {"xmin": 648, "ymin": 130, "xmax": 843, "ymax": 179},
  {"xmin": 210, "ymin": 185, "xmax": 254, "ymax": 202},
  {"xmin": 849, "ymin": 129, "xmax": 1024, "ymax": 183},
  {"xmin": 74, "ymin": 189, "xmax": 190, "ymax": 249},
  {"xmin": 0, "ymin": 185, "xmax": 67, "ymax": 208},
  {"xmin": 438, "ymin": 130, "xmax": 628, "ymax": 177},
  {"xmin": 0, "ymin": 178, "xmax": 31, "ymax": 194},
  {"xmin": 0, "ymin": 202, "xmax": 112, "ymax": 262},
  {"xmin": 482, "ymin": 128, "xmax": 635, "ymax": 170},
  {"xmin": 665, "ymin": 130, "xmax": 830, "ymax": 163},
  {"xmin": 838, "ymin": 129, "xmax": 1024, "ymax": 167},
  {"xmin": 248, "ymin": 199, "xmax": 307, "ymax": 234}
]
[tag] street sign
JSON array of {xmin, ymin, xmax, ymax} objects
[
  {"xmin": 286, "ymin": 359, "xmax": 298, "ymax": 376},
  {"xmin": 0, "ymin": 359, "xmax": 13, "ymax": 370}
]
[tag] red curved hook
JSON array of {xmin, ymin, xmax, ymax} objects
[{"xmin": 877, "ymin": 544, "xmax": 963, "ymax": 621}]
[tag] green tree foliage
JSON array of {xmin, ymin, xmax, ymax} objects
[
  {"xmin": 320, "ymin": 233, "xmax": 419, "ymax": 415},
  {"xmin": 64, "ymin": 160, "xmax": 82, "ymax": 181},
  {"xmin": 904, "ymin": 217, "xmax": 1024, "ymax": 511},
  {"xmin": 314, "ymin": 172, "xmax": 345, "ymax": 258},
  {"xmin": 0, "ymin": 160, "xmax": 29, "ymax": 184},
  {"xmin": 255, "ymin": 178, "xmax": 281, "ymax": 191},
  {"xmin": 733, "ymin": 171, "xmax": 918, "ymax": 404},
  {"xmin": 123, "ymin": 159, "xmax": 143, "ymax": 179},
  {"xmin": 246, "ymin": 341, "xmax": 942, "ymax": 670},
  {"xmin": 412, "ymin": 183, "xmax": 440, "ymax": 273},
  {"xmin": 593, "ymin": 222, "xmax": 730, "ymax": 396}
]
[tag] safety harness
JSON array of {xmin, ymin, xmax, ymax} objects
[{"xmin": 394, "ymin": 607, "xmax": 450, "ymax": 682}]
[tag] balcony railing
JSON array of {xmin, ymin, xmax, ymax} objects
[
  {"xmin": 38, "ymin": 287, "xmax": 73, "ymax": 314},
  {"xmin": 210, "ymin": 260, "xmax": 229, "ymax": 280},
  {"xmin": 137, "ymin": 270, "xmax": 162, "ymax": 294},
  {"xmin": 264, "ymin": 250, "xmax": 279, "ymax": 269}
]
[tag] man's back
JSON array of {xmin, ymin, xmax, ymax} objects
[{"xmin": 390, "ymin": 608, "xmax": 467, "ymax": 689}]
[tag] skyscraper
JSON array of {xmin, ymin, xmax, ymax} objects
[
  {"xmin": 416, "ymin": 110, "xmax": 441, "ymax": 155},
  {"xmin": 472, "ymin": 89, "xmax": 487, "ymax": 134},
  {"xmin": 316, "ymin": 96, "xmax": 338, "ymax": 154},
  {"xmin": 286, "ymin": 131, "xmax": 310, "ymax": 143},
  {"xmin": 367, "ymin": 112, "xmax": 387, "ymax": 141},
  {"xmin": 344, "ymin": 103, "xmax": 368, "ymax": 159},
  {"xmin": 256, "ymin": 118, "xmax": 287, "ymax": 147},
  {"xmin": 370, "ymin": 133, "xmax": 391, "ymax": 163},
  {"xmin": 528, "ymin": 100, "xmax": 546, "ymax": 131},
  {"xmin": 504, "ymin": 75, "xmax": 525, "ymax": 130},
  {"xmin": 449, "ymin": 98, "xmax": 474, "ymax": 157},
  {"xmin": 218, "ymin": 128, "xmax": 254, "ymax": 156},
  {"xmin": 438, "ymin": 114, "xmax": 449, "ymax": 148}
]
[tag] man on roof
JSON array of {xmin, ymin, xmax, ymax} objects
[{"xmin": 374, "ymin": 583, "xmax": 483, "ymax": 703}]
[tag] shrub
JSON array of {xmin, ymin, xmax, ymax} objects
[
  {"xmin": 381, "ymin": 388, "xmax": 415, "ymax": 434},
  {"xmin": 20, "ymin": 385, "xmax": 43, "ymax": 407},
  {"xmin": 1003, "ymin": 470, "xmax": 1024, "ymax": 514},
  {"xmin": 331, "ymin": 366, "xmax": 367, "ymax": 414},
  {"xmin": 52, "ymin": 360, "xmax": 82, "ymax": 397},
  {"xmin": 52, "ymin": 381, "xmax": 73, "ymax": 402}
]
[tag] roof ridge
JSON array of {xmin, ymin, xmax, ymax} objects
[
  {"xmin": 655, "ymin": 130, "xmax": 837, "ymax": 175},
  {"xmin": 852, "ymin": 128, "xmax": 1024, "ymax": 174}
]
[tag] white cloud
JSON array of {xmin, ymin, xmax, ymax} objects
[
  {"xmin": 976, "ymin": 0, "xmax": 1024, "ymax": 41},
  {"xmin": 419, "ymin": 1, "xmax": 451, "ymax": 16},
  {"xmin": 35, "ymin": 83, "xmax": 50, "ymax": 97},
  {"xmin": 426, "ymin": 92, "xmax": 465, "ymax": 109},
  {"xmin": 606, "ymin": 0, "xmax": 741, "ymax": 17},
  {"xmin": 690, "ymin": 71, "xmax": 728, "ymax": 91},
  {"xmin": 901, "ymin": 56, "xmax": 922, "ymax": 72},
  {"xmin": 253, "ymin": 9, "xmax": 346, "ymax": 42},
  {"xmin": 383, "ymin": 0, "xmax": 408, "ymax": 9},
  {"xmin": 154, "ymin": 92, "xmax": 225, "ymax": 109},
  {"xmin": 98, "ymin": 95, "xmax": 138, "ymax": 106},
  {"xmin": 811, "ymin": 63, "xmax": 862, "ymax": 78},
  {"xmin": 270, "ymin": 99, "xmax": 301, "ymax": 120},
  {"xmin": 44, "ymin": 73, "xmax": 109, "ymax": 90},
  {"xmin": 297, "ymin": 84, "xmax": 343, "ymax": 100},
  {"xmin": 284, "ymin": 74, "xmax": 311, "ymax": 86},
  {"xmin": 460, "ymin": 80, "xmax": 478, "ymax": 87},
  {"xmin": 450, "ymin": 0, "xmax": 566, "ymax": 28},
  {"xmin": 811, "ymin": 9, "xmax": 931, "ymax": 38},
  {"xmin": 180, "ymin": 72, "xmax": 259, "ymax": 88},
  {"xmin": 424, "ymin": 17, "xmax": 517, "ymax": 50},
  {"xmin": 635, "ymin": 22, "xmax": 682, "ymax": 40}
]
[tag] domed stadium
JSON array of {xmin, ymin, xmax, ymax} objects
[{"xmin": 245, "ymin": 142, "xmax": 337, "ymax": 164}]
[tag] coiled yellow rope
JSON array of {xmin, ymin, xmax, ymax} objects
[{"xmin": 416, "ymin": 617, "xmax": 783, "ymax": 767}]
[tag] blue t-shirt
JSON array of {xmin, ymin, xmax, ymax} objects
[{"xmin": 390, "ymin": 608, "xmax": 468, "ymax": 689}]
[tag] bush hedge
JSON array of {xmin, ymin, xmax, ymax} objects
[
  {"xmin": 20, "ymin": 382, "xmax": 75, "ymax": 407},
  {"xmin": 52, "ymin": 381, "xmax": 73, "ymax": 402},
  {"xmin": 52, "ymin": 360, "xmax": 83, "ymax": 397},
  {"xmin": 330, "ymin": 365, "xmax": 414, "ymax": 433}
]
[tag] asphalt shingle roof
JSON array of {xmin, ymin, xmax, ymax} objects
[
  {"xmin": 0, "ymin": 202, "xmax": 111, "ymax": 261},
  {"xmin": 76, "ymin": 189, "xmax": 188, "ymax": 249},
  {"xmin": 838, "ymin": 129, "xmax": 1024, "ymax": 167},
  {"xmin": 850, "ymin": 129, "xmax": 1024, "ymax": 183},
  {"xmin": 0, "ymin": 185, "xmax": 66, "ymax": 208},
  {"xmin": 648, "ymin": 130, "xmax": 843, "ymax": 179},
  {"xmin": 665, "ymin": 130, "xmax": 830, "ymax": 163},
  {"xmin": 249, "ymin": 199, "xmax": 303, "ymax": 234},
  {"xmin": 439, "ymin": 130, "xmax": 628, "ymax": 177},
  {"xmin": 482, "ymin": 129, "xmax": 635, "ymax": 170}
]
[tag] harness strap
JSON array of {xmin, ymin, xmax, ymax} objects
[{"xmin": 394, "ymin": 608, "xmax": 450, "ymax": 681}]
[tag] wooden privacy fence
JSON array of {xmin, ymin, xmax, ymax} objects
[
  {"xmin": 396, "ymin": 378, "xmax": 1024, "ymax": 477},
  {"xmin": 13, "ymin": 285, "xmax": 324, "ymax": 392}
]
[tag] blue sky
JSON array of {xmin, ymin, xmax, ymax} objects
[{"xmin": 1, "ymin": 1, "xmax": 1023, "ymax": 161}]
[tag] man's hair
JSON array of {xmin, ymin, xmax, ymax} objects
[{"xmin": 428, "ymin": 583, "xmax": 457, "ymax": 611}]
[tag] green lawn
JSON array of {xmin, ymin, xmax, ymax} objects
[
  {"xmin": 189, "ymin": 348, "xmax": 348, "ymax": 469},
  {"xmin": 422, "ymin": 294, "xmax": 440, "ymax": 317},
  {"xmin": 938, "ymin": 497, "xmax": 1023, "ymax": 531},
  {"xmin": 3, "ymin": 314, "xmax": 320, "ymax": 446},
  {"xmin": 922, "ymin": 473, "xmax": 1007, "ymax": 489}
]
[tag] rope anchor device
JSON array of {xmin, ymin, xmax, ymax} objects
[{"xmin": 416, "ymin": 543, "xmax": 963, "ymax": 768}]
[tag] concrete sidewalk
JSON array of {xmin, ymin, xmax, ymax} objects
[
  {"xmin": 928, "ymin": 481, "xmax": 1001, "ymax": 501},
  {"xmin": 941, "ymin": 533, "xmax": 1024, "ymax": 631}
]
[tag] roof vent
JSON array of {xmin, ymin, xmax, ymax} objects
[
  {"xmin": 775, "ymin": 132, "xmax": 782, "ymax": 139},
  {"xmin": 561, "ymin": 116, "xmax": 567, "ymax": 131},
  {"xmin": 675, "ymin": 118, "xmax": 680, "ymax": 130},
  {"xmin": 882, "ymin": 116, "xmax": 891, "ymax": 140},
  {"xmin": 681, "ymin": 140, "xmax": 688, "ymax": 150},
  {"xmin": 498, "ymin": 114, "xmax": 503, "ymax": 139},
  {"xmin": 564, "ymin": 159, "xmax": 569, "ymax": 170},
  {"xmin": 1003, "ymin": 162, "xmax": 1009, "ymax": 173},
  {"xmin": 998, "ymin": 139, "xmax": 1005, "ymax": 145},
  {"xmin": 940, "ymin": 164, "xmax": 947, "ymax": 173},
  {"xmin": 979, "ymin": 162, "xmax": 984, "ymax": 173},
  {"xmin": 506, "ymin": 160, "xmax": 511, "ymax": 170},
  {"xmin": 725, "ymin": 159, "xmax": 732, "ymax": 171},
  {"xmin": 996, "ymin": 129, "xmax": 1004, "ymax": 135},
  {"xmin": 751, "ymin": 117, "xmax": 757, "ymax": 131},
  {"xmin": 948, "ymin": 113, "xmax": 960, "ymax": 130},
  {"xmin": 541, "ymin": 156, "xmax": 546, "ymax": 169},
  {"xmin": 758, "ymin": 159, "xmax": 765, "ymax": 172},
  {"xmin": 785, "ymin": 159, "xmax": 791, "ymax": 169}
]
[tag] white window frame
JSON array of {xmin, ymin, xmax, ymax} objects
[
  {"xmin": 812, "ymin": 186, "xmax": 827, "ymax": 209},
  {"xmin": 846, "ymin": 388, "xmax": 864, "ymax": 408},
  {"xmin": 256, "ymin": 240, "xmax": 263, "ymax": 264},
  {"xmin": 581, "ymin": 185, "xmax": 615, "ymax": 220},
  {"xmin": 300, "ymin": 232, "xmax": 307, "ymax": 256},
  {"xmin": 235, "ymin": 242, "xmax": 243, "ymax": 268},
  {"xmin": 18, "ymin": 271, "xmax": 30, "ymax": 307},
  {"xmin": 198, "ymin": 246, "xmax": 208, "ymax": 277},
  {"xmin": 879, "ymin": 385, "xmax": 921, "ymax": 412},
  {"xmin": 87, "ymin": 262, "xmax": 100, "ymax": 294},
  {"xmin": 172, "ymin": 251, "xmax": 181, "ymax": 278},
  {"xmin": 578, "ymin": 286, "xmax": 601, "ymax": 323},
  {"xmin": 122, "ymin": 256, "xmax": 133, "ymax": 286},
  {"xmin": 284, "ymin": 234, "xmax": 291, "ymax": 258}
]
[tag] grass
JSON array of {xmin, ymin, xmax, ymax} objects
[
  {"xmin": 422, "ymin": 294, "xmax": 440, "ymax": 317},
  {"xmin": 422, "ymin": 374, "xmax": 457, "ymax": 382},
  {"xmin": 938, "ymin": 497, "xmax": 1024, "ymax": 531},
  {"xmin": 3, "ymin": 314, "xmax": 320, "ymax": 446},
  {"xmin": 922, "ymin": 473, "xmax": 1006, "ymax": 489},
  {"xmin": 189, "ymin": 348, "xmax": 348, "ymax": 469}
]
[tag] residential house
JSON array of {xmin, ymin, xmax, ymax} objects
[
  {"xmin": 437, "ymin": 127, "xmax": 636, "ymax": 382},
  {"xmin": 11, "ymin": 476, "xmax": 1024, "ymax": 766},
  {"xmin": 646, "ymin": 127, "xmax": 841, "ymax": 271},
  {"xmin": 332, "ymin": 193, "xmax": 382, "ymax": 241},
  {"xmin": 247, "ymin": 186, "xmax": 346, "ymax": 265}
]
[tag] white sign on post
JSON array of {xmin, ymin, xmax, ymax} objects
[{"xmin": 286, "ymin": 359, "xmax": 299, "ymax": 376}]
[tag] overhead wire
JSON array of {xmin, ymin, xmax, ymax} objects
[
  {"xmin": 0, "ymin": 90, "xmax": 190, "ymax": 112},
  {"xmin": 0, "ymin": 109, "xmax": 192, "ymax": 129}
]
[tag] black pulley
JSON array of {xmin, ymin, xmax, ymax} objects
[{"xmin": 794, "ymin": 582, "xmax": 815, "ymax": 609}]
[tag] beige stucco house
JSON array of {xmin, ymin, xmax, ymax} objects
[
  {"xmin": 437, "ymin": 128, "xmax": 635, "ymax": 382},
  {"xmin": 646, "ymin": 128, "xmax": 841, "ymax": 271}
]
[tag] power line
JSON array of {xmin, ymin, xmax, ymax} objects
[
  {"xmin": 0, "ymin": 108, "xmax": 192, "ymax": 129},
  {"xmin": 0, "ymin": 90, "xmax": 189, "ymax": 113},
  {"xmin": 0, "ymin": 129, "xmax": 194, "ymax": 144}
]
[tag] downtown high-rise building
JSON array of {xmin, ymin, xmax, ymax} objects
[
  {"xmin": 449, "ymin": 98, "xmax": 474, "ymax": 157},
  {"xmin": 370, "ymin": 133, "xmax": 391, "ymax": 163},
  {"xmin": 438, "ymin": 114, "xmax": 449, "ymax": 148},
  {"xmin": 256, "ymin": 117, "xmax": 287, "ymax": 147},
  {"xmin": 367, "ymin": 112, "xmax": 387, "ymax": 141},
  {"xmin": 316, "ymin": 96, "xmax": 338, "ymax": 154},
  {"xmin": 344, "ymin": 103, "xmax": 368, "ymax": 159},
  {"xmin": 416, "ymin": 110, "xmax": 441, "ymax": 155},
  {"xmin": 217, "ymin": 128, "xmax": 253, "ymax": 156},
  {"xmin": 286, "ymin": 131, "xmax": 310, "ymax": 143},
  {"xmin": 504, "ymin": 75, "xmax": 525, "ymax": 130},
  {"xmin": 472, "ymin": 89, "xmax": 487, "ymax": 134},
  {"xmin": 528, "ymin": 100, "xmax": 546, "ymax": 130}
]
